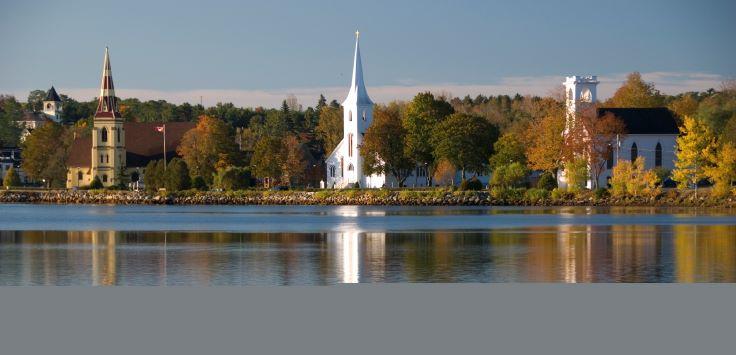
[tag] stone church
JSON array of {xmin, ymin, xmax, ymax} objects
[
  {"xmin": 559, "ymin": 76, "xmax": 679, "ymax": 189},
  {"xmin": 66, "ymin": 48, "xmax": 194, "ymax": 188}
]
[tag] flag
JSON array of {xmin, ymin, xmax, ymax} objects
[{"xmin": 155, "ymin": 125, "xmax": 164, "ymax": 132}]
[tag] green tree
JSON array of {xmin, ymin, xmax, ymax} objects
[
  {"xmin": 3, "ymin": 166, "xmax": 21, "ymax": 188},
  {"xmin": 281, "ymin": 134, "xmax": 306, "ymax": 187},
  {"xmin": 432, "ymin": 113, "xmax": 499, "ymax": 179},
  {"xmin": 672, "ymin": 116, "xmax": 717, "ymax": 192},
  {"xmin": 605, "ymin": 72, "xmax": 663, "ymax": 108},
  {"xmin": 27, "ymin": 90, "xmax": 47, "ymax": 112},
  {"xmin": 214, "ymin": 166, "xmax": 251, "ymax": 190},
  {"xmin": 490, "ymin": 162, "xmax": 529, "ymax": 189},
  {"xmin": 361, "ymin": 103, "xmax": 414, "ymax": 186},
  {"xmin": 20, "ymin": 122, "xmax": 70, "ymax": 187},
  {"xmin": 0, "ymin": 96, "xmax": 23, "ymax": 147},
  {"xmin": 488, "ymin": 133, "xmax": 527, "ymax": 170},
  {"xmin": 563, "ymin": 157, "xmax": 589, "ymax": 192},
  {"xmin": 251, "ymin": 136, "xmax": 283, "ymax": 187},
  {"xmin": 403, "ymin": 92, "xmax": 454, "ymax": 185},
  {"xmin": 315, "ymin": 106, "xmax": 343, "ymax": 154},
  {"xmin": 89, "ymin": 175, "xmax": 103, "ymax": 189},
  {"xmin": 164, "ymin": 158, "xmax": 191, "ymax": 191},
  {"xmin": 144, "ymin": 159, "xmax": 165, "ymax": 191}
]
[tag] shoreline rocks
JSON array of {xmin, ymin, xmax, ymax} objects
[{"xmin": 1, "ymin": 189, "xmax": 734, "ymax": 208}]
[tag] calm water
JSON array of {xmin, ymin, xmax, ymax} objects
[{"xmin": 0, "ymin": 204, "xmax": 735, "ymax": 285}]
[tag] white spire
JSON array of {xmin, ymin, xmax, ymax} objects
[{"xmin": 342, "ymin": 30, "xmax": 373, "ymax": 106}]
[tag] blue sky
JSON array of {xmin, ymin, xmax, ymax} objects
[{"xmin": 1, "ymin": 0, "xmax": 734, "ymax": 107}]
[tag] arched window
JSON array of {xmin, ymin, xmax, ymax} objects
[
  {"xmin": 116, "ymin": 128, "xmax": 120, "ymax": 142},
  {"xmin": 100, "ymin": 155, "xmax": 104, "ymax": 163},
  {"xmin": 349, "ymin": 111, "xmax": 352, "ymax": 121},
  {"xmin": 102, "ymin": 174, "xmax": 108, "ymax": 183},
  {"xmin": 362, "ymin": 110, "xmax": 366, "ymax": 121},
  {"xmin": 329, "ymin": 165, "xmax": 336, "ymax": 178},
  {"xmin": 348, "ymin": 164, "xmax": 354, "ymax": 171},
  {"xmin": 568, "ymin": 88, "xmax": 573, "ymax": 100},
  {"xmin": 101, "ymin": 128, "xmax": 108, "ymax": 142},
  {"xmin": 606, "ymin": 145, "xmax": 614, "ymax": 169},
  {"xmin": 340, "ymin": 157, "xmax": 344, "ymax": 177},
  {"xmin": 580, "ymin": 88, "xmax": 592, "ymax": 102},
  {"xmin": 655, "ymin": 142, "xmax": 662, "ymax": 167},
  {"xmin": 631, "ymin": 142, "xmax": 638, "ymax": 162},
  {"xmin": 348, "ymin": 134, "xmax": 353, "ymax": 157},
  {"xmin": 46, "ymin": 103, "xmax": 52, "ymax": 110},
  {"xmin": 77, "ymin": 171, "xmax": 83, "ymax": 180}
]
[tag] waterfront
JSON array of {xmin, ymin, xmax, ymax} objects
[{"xmin": 0, "ymin": 205, "xmax": 734, "ymax": 285}]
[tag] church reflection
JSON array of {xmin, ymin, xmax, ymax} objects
[{"xmin": 0, "ymin": 224, "xmax": 734, "ymax": 285}]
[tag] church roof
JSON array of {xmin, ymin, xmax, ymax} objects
[
  {"xmin": 94, "ymin": 47, "xmax": 122, "ymax": 119},
  {"xmin": 66, "ymin": 122, "xmax": 196, "ymax": 168},
  {"xmin": 45, "ymin": 86, "xmax": 61, "ymax": 102},
  {"xmin": 597, "ymin": 107, "xmax": 679, "ymax": 135},
  {"xmin": 341, "ymin": 32, "xmax": 373, "ymax": 107}
]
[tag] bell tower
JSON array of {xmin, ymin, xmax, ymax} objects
[
  {"xmin": 340, "ymin": 30, "xmax": 374, "ymax": 187},
  {"xmin": 42, "ymin": 86, "xmax": 62, "ymax": 122},
  {"xmin": 91, "ymin": 47, "xmax": 126, "ymax": 187},
  {"xmin": 564, "ymin": 75, "xmax": 598, "ymax": 119}
]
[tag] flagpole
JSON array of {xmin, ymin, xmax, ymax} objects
[{"xmin": 163, "ymin": 124, "xmax": 167, "ymax": 170}]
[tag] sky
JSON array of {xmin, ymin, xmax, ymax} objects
[{"xmin": 1, "ymin": 0, "xmax": 734, "ymax": 108}]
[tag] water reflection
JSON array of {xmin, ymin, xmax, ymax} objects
[{"xmin": 0, "ymin": 225, "xmax": 735, "ymax": 285}]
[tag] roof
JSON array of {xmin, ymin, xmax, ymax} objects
[
  {"xmin": 341, "ymin": 33, "xmax": 373, "ymax": 107},
  {"xmin": 597, "ymin": 107, "xmax": 679, "ymax": 135},
  {"xmin": 18, "ymin": 111, "xmax": 50, "ymax": 122},
  {"xmin": 67, "ymin": 122, "xmax": 196, "ymax": 168},
  {"xmin": 45, "ymin": 86, "xmax": 61, "ymax": 102}
]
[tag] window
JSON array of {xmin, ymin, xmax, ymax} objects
[
  {"xmin": 102, "ymin": 174, "xmax": 108, "ymax": 183},
  {"xmin": 655, "ymin": 142, "xmax": 662, "ymax": 167},
  {"xmin": 77, "ymin": 171, "xmax": 83, "ymax": 180},
  {"xmin": 606, "ymin": 145, "xmax": 614, "ymax": 169},
  {"xmin": 580, "ymin": 88, "xmax": 592, "ymax": 102},
  {"xmin": 568, "ymin": 88, "xmax": 573, "ymax": 100},
  {"xmin": 348, "ymin": 164, "xmax": 354, "ymax": 171},
  {"xmin": 131, "ymin": 171, "xmax": 139, "ymax": 182},
  {"xmin": 631, "ymin": 142, "xmax": 638, "ymax": 162},
  {"xmin": 101, "ymin": 128, "xmax": 108, "ymax": 142},
  {"xmin": 46, "ymin": 103, "xmax": 52, "ymax": 110},
  {"xmin": 349, "ymin": 111, "xmax": 352, "ymax": 121},
  {"xmin": 329, "ymin": 165, "xmax": 336, "ymax": 178},
  {"xmin": 362, "ymin": 110, "xmax": 366, "ymax": 121},
  {"xmin": 348, "ymin": 134, "xmax": 353, "ymax": 157},
  {"xmin": 116, "ymin": 128, "xmax": 120, "ymax": 142},
  {"xmin": 340, "ymin": 157, "xmax": 344, "ymax": 177},
  {"xmin": 100, "ymin": 155, "xmax": 104, "ymax": 163}
]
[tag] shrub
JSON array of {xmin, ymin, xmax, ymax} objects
[
  {"xmin": 3, "ymin": 166, "xmax": 21, "ymax": 188},
  {"xmin": 89, "ymin": 175, "xmax": 103, "ymax": 189},
  {"xmin": 192, "ymin": 176, "xmax": 207, "ymax": 190},
  {"xmin": 460, "ymin": 176, "xmax": 483, "ymax": 191},
  {"xmin": 652, "ymin": 167, "xmax": 671, "ymax": 186},
  {"xmin": 551, "ymin": 187, "xmax": 573, "ymax": 200},
  {"xmin": 490, "ymin": 162, "xmax": 529, "ymax": 189},
  {"xmin": 610, "ymin": 157, "xmax": 661, "ymax": 197},
  {"xmin": 214, "ymin": 167, "xmax": 251, "ymax": 191},
  {"xmin": 537, "ymin": 171, "xmax": 557, "ymax": 191},
  {"xmin": 564, "ymin": 157, "xmax": 588, "ymax": 192},
  {"xmin": 524, "ymin": 188, "xmax": 549, "ymax": 203},
  {"xmin": 594, "ymin": 188, "xmax": 610, "ymax": 200},
  {"xmin": 489, "ymin": 187, "xmax": 524, "ymax": 201}
]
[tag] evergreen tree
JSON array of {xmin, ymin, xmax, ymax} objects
[{"xmin": 164, "ymin": 158, "xmax": 191, "ymax": 191}]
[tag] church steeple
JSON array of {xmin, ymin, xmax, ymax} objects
[
  {"xmin": 342, "ymin": 31, "xmax": 373, "ymax": 106},
  {"xmin": 95, "ymin": 47, "xmax": 120, "ymax": 119}
]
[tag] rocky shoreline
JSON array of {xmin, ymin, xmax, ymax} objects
[{"xmin": 1, "ymin": 189, "xmax": 735, "ymax": 208}]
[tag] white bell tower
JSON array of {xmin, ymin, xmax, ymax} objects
[
  {"xmin": 563, "ymin": 75, "xmax": 598, "ymax": 118},
  {"xmin": 42, "ymin": 86, "xmax": 63, "ymax": 122}
]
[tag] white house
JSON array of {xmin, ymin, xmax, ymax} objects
[{"xmin": 559, "ymin": 76, "xmax": 679, "ymax": 189}]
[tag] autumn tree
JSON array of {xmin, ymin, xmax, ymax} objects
[
  {"xmin": 250, "ymin": 136, "xmax": 283, "ymax": 187},
  {"xmin": 704, "ymin": 143, "xmax": 736, "ymax": 197},
  {"xmin": 668, "ymin": 94, "xmax": 699, "ymax": 121},
  {"xmin": 281, "ymin": 134, "xmax": 306, "ymax": 187},
  {"xmin": 432, "ymin": 113, "xmax": 499, "ymax": 179},
  {"xmin": 315, "ymin": 106, "xmax": 343, "ymax": 154},
  {"xmin": 672, "ymin": 116, "xmax": 717, "ymax": 192},
  {"xmin": 20, "ymin": 122, "xmax": 71, "ymax": 187},
  {"xmin": 177, "ymin": 115, "xmax": 237, "ymax": 184},
  {"xmin": 433, "ymin": 158, "xmax": 456, "ymax": 186},
  {"xmin": 403, "ymin": 92, "xmax": 454, "ymax": 185},
  {"xmin": 3, "ymin": 166, "xmax": 21, "ymax": 188},
  {"xmin": 526, "ymin": 104, "xmax": 566, "ymax": 173},
  {"xmin": 605, "ymin": 72, "xmax": 663, "ymax": 108},
  {"xmin": 610, "ymin": 157, "xmax": 661, "ymax": 197},
  {"xmin": 361, "ymin": 103, "xmax": 414, "ymax": 187},
  {"xmin": 566, "ymin": 108, "xmax": 627, "ymax": 188}
]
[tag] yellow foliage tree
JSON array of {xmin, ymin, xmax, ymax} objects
[
  {"xmin": 610, "ymin": 157, "xmax": 661, "ymax": 197},
  {"xmin": 672, "ymin": 116, "xmax": 717, "ymax": 192},
  {"xmin": 704, "ymin": 143, "xmax": 736, "ymax": 197}
]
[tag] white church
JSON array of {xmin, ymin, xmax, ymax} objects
[
  {"xmin": 559, "ymin": 76, "xmax": 679, "ymax": 189},
  {"xmin": 325, "ymin": 32, "xmax": 490, "ymax": 189}
]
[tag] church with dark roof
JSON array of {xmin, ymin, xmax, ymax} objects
[
  {"xmin": 66, "ymin": 48, "xmax": 194, "ymax": 188},
  {"xmin": 559, "ymin": 76, "xmax": 680, "ymax": 189}
]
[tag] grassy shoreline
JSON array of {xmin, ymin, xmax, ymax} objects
[{"xmin": 1, "ymin": 188, "xmax": 735, "ymax": 208}]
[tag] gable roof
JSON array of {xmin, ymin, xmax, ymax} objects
[
  {"xmin": 45, "ymin": 86, "xmax": 61, "ymax": 102},
  {"xmin": 67, "ymin": 122, "xmax": 196, "ymax": 168},
  {"xmin": 597, "ymin": 107, "xmax": 679, "ymax": 135}
]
